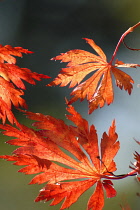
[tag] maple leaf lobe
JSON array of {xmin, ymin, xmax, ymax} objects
[{"xmin": 0, "ymin": 44, "xmax": 33, "ymax": 64}]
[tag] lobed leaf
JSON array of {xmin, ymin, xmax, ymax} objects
[
  {"xmin": 0, "ymin": 106, "xmax": 120, "ymax": 209},
  {"xmin": 48, "ymin": 38, "xmax": 138, "ymax": 113}
]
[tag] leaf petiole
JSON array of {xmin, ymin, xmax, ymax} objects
[{"xmin": 109, "ymin": 22, "xmax": 140, "ymax": 65}]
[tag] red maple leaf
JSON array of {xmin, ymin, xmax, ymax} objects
[
  {"xmin": 0, "ymin": 44, "xmax": 50, "ymax": 124},
  {"xmin": 0, "ymin": 105, "xmax": 120, "ymax": 210},
  {"xmin": 48, "ymin": 23, "xmax": 140, "ymax": 113}
]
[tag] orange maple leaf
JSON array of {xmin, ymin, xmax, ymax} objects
[
  {"xmin": 48, "ymin": 23, "xmax": 140, "ymax": 113},
  {"xmin": 0, "ymin": 44, "xmax": 50, "ymax": 124},
  {"xmin": 0, "ymin": 105, "xmax": 120, "ymax": 210}
]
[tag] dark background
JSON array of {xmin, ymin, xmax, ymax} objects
[{"xmin": 0, "ymin": 0, "xmax": 140, "ymax": 209}]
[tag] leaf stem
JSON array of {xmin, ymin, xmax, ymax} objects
[
  {"xmin": 109, "ymin": 22, "xmax": 140, "ymax": 65},
  {"xmin": 102, "ymin": 169, "xmax": 137, "ymax": 180}
]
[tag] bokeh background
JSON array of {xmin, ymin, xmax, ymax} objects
[{"xmin": 0, "ymin": 0, "xmax": 140, "ymax": 209}]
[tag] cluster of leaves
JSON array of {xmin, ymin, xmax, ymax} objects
[
  {"xmin": 0, "ymin": 22, "xmax": 140, "ymax": 210},
  {"xmin": 0, "ymin": 44, "xmax": 49, "ymax": 124}
]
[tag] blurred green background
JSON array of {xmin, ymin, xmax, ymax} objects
[{"xmin": 0, "ymin": 0, "xmax": 140, "ymax": 209}]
